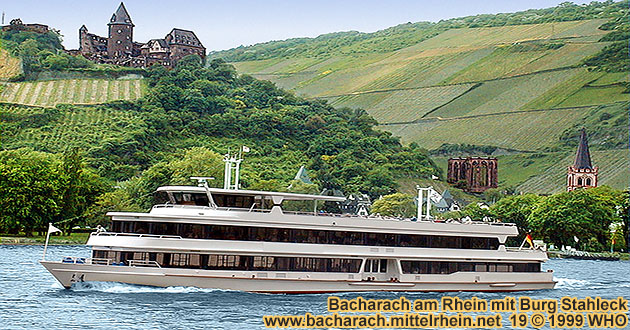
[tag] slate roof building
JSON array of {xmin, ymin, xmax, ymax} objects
[
  {"xmin": 76, "ymin": 2, "xmax": 205, "ymax": 67},
  {"xmin": 567, "ymin": 128, "xmax": 598, "ymax": 191}
]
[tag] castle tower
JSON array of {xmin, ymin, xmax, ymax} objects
[
  {"xmin": 78, "ymin": 25, "xmax": 89, "ymax": 53},
  {"xmin": 567, "ymin": 128, "xmax": 598, "ymax": 191},
  {"xmin": 107, "ymin": 2, "xmax": 134, "ymax": 59}
]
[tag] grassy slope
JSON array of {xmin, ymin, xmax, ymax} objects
[{"xmin": 229, "ymin": 18, "xmax": 629, "ymax": 193}]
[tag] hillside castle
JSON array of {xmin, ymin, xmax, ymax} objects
[{"xmin": 73, "ymin": 2, "xmax": 205, "ymax": 68}]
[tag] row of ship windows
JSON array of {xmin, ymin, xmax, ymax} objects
[
  {"xmin": 110, "ymin": 221, "xmax": 500, "ymax": 250},
  {"xmin": 400, "ymin": 260, "xmax": 541, "ymax": 274},
  {"xmin": 93, "ymin": 250, "xmax": 361, "ymax": 273},
  {"xmin": 92, "ymin": 250, "xmax": 541, "ymax": 274}
]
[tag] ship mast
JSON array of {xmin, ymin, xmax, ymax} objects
[{"xmin": 223, "ymin": 148, "xmax": 244, "ymax": 190}]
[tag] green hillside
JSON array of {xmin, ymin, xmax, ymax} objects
[{"xmin": 213, "ymin": 1, "xmax": 629, "ymax": 193}]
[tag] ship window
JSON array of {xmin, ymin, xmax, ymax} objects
[
  {"xmin": 475, "ymin": 263, "xmax": 487, "ymax": 272},
  {"xmin": 110, "ymin": 220, "xmax": 500, "ymax": 250},
  {"xmin": 371, "ymin": 260, "xmax": 379, "ymax": 272},
  {"xmin": 171, "ymin": 192, "xmax": 209, "ymax": 206},
  {"xmin": 135, "ymin": 221, "xmax": 149, "ymax": 234},
  {"xmin": 380, "ymin": 259, "xmax": 387, "ymax": 273}
]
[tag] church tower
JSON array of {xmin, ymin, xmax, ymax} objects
[
  {"xmin": 107, "ymin": 2, "xmax": 134, "ymax": 59},
  {"xmin": 567, "ymin": 128, "xmax": 598, "ymax": 191}
]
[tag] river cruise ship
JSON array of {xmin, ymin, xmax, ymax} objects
[
  {"xmin": 42, "ymin": 153, "xmax": 554, "ymax": 293},
  {"xmin": 41, "ymin": 184, "xmax": 555, "ymax": 293}
]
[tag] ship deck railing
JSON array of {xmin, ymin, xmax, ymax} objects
[
  {"xmin": 505, "ymin": 247, "xmax": 547, "ymax": 252},
  {"xmin": 89, "ymin": 232, "xmax": 183, "ymax": 239},
  {"xmin": 128, "ymin": 259, "xmax": 162, "ymax": 268},
  {"xmin": 59, "ymin": 256, "xmax": 163, "ymax": 268},
  {"xmin": 151, "ymin": 204, "xmax": 516, "ymax": 227}
]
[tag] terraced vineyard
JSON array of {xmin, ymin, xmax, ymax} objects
[
  {"xmin": 331, "ymin": 84, "xmax": 476, "ymax": 123},
  {"xmin": 0, "ymin": 103, "xmax": 143, "ymax": 153},
  {"xmin": 0, "ymin": 78, "xmax": 144, "ymax": 107},
  {"xmin": 381, "ymin": 107, "xmax": 590, "ymax": 151},
  {"xmin": 227, "ymin": 15, "xmax": 629, "ymax": 192}
]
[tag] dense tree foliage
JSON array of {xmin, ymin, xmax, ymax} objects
[
  {"xmin": 0, "ymin": 54, "xmax": 441, "ymax": 232},
  {"xmin": 491, "ymin": 187, "xmax": 625, "ymax": 251},
  {"xmin": 0, "ymin": 148, "xmax": 105, "ymax": 234},
  {"xmin": 0, "ymin": 29, "xmax": 95, "ymax": 75},
  {"xmin": 370, "ymin": 193, "xmax": 416, "ymax": 218},
  {"xmin": 211, "ymin": 1, "xmax": 628, "ymax": 62},
  {"xmin": 120, "ymin": 56, "xmax": 440, "ymax": 199}
]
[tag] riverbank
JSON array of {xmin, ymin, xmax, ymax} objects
[
  {"xmin": 547, "ymin": 250, "xmax": 629, "ymax": 261},
  {"xmin": 0, "ymin": 233, "xmax": 89, "ymax": 245}
]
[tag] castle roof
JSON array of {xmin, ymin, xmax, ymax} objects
[
  {"xmin": 109, "ymin": 2, "xmax": 133, "ymax": 26},
  {"xmin": 166, "ymin": 28, "xmax": 204, "ymax": 47},
  {"xmin": 573, "ymin": 128, "xmax": 593, "ymax": 169},
  {"xmin": 141, "ymin": 39, "xmax": 168, "ymax": 49}
]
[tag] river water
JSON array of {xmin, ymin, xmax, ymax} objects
[{"xmin": 0, "ymin": 245, "xmax": 628, "ymax": 329}]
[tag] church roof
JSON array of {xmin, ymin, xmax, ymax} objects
[
  {"xmin": 109, "ymin": 2, "xmax": 133, "ymax": 26},
  {"xmin": 573, "ymin": 128, "xmax": 593, "ymax": 169}
]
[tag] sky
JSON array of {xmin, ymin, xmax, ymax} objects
[{"xmin": 2, "ymin": 0, "xmax": 593, "ymax": 52}]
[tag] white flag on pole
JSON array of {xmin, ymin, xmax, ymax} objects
[
  {"xmin": 48, "ymin": 223, "xmax": 62, "ymax": 234},
  {"xmin": 242, "ymin": 146, "xmax": 250, "ymax": 152},
  {"xmin": 429, "ymin": 188, "xmax": 442, "ymax": 203}
]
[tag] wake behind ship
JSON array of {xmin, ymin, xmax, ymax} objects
[{"xmin": 41, "ymin": 155, "xmax": 555, "ymax": 293}]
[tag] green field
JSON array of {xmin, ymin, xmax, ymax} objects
[{"xmin": 0, "ymin": 78, "xmax": 145, "ymax": 107}]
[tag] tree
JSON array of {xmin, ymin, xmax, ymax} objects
[
  {"xmin": 490, "ymin": 194, "xmax": 541, "ymax": 245},
  {"xmin": 528, "ymin": 187, "xmax": 619, "ymax": 250},
  {"xmin": 491, "ymin": 194, "xmax": 541, "ymax": 232},
  {"xmin": 370, "ymin": 193, "xmax": 415, "ymax": 218},
  {"xmin": 0, "ymin": 149, "xmax": 61, "ymax": 234}
]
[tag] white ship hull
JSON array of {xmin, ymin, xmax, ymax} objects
[{"xmin": 41, "ymin": 261, "xmax": 555, "ymax": 293}]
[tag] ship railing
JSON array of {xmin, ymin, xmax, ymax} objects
[
  {"xmin": 90, "ymin": 232, "xmax": 183, "ymax": 239},
  {"xmin": 128, "ymin": 260, "xmax": 162, "ymax": 268},
  {"xmin": 90, "ymin": 257, "xmax": 112, "ymax": 265},
  {"xmin": 505, "ymin": 247, "xmax": 546, "ymax": 252},
  {"xmin": 152, "ymin": 204, "xmax": 272, "ymax": 213}
]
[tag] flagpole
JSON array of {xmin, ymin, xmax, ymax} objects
[
  {"xmin": 42, "ymin": 223, "xmax": 61, "ymax": 261},
  {"xmin": 42, "ymin": 223, "xmax": 52, "ymax": 261}
]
